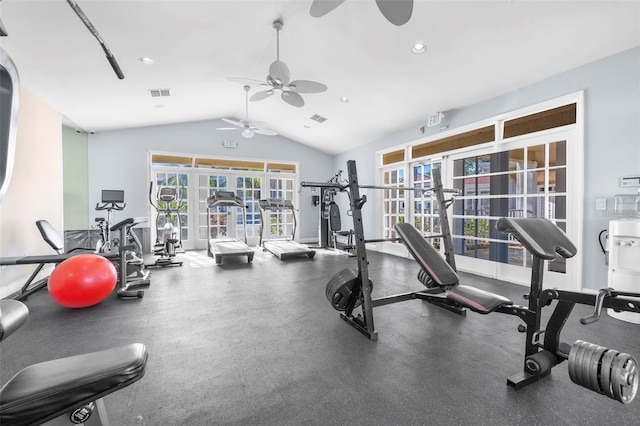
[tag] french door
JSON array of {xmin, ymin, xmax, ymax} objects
[
  {"xmin": 448, "ymin": 127, "xmax": 579, "ymax": 290},
  {"xmin": 150, "ymin": 170, "xmax": 192, "ymax": 249},
  {"xmin": 196, "ymin": 172, "xmax": 263, "ymax": 249}
]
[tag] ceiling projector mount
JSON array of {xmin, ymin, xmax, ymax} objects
[{"xmin": 228, "ymin": 19, "xmax": 327, "ymax": 108}]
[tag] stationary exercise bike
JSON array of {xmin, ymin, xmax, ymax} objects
[
  {"xmin": 147, "ymin": 182, "xmax": 184, "ymax": 268},
  {"xmin": 94, "ymin": 190, "xmax": 126, "ymax": 254}
]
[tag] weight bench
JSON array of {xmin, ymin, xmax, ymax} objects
[
  {"xmin": 392, "ymin": 220, "xmax": 638, "ymax": 403},
  {"xmin": 0, "ymin": 299, "xmax": 148, "ymax": 425},
  {"xmin": 391, "ymin": 222, "xmax": 513, "ymax": 314},
  {"xmin": 1, "ymin": 220, "xmax": 121, "ymax": 301}
]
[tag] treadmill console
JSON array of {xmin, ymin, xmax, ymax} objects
[
  {"xmin": 207, "ymin": 191, "xmax": 244, "ymax": 208},
  {"xmin": 258, "ymin": 198, "xmax": 294, "ymax": 210}
]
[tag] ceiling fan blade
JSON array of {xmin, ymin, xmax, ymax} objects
[
  {"xmin": 269, "ymin": 60, "xmax": 290, "ymax": 85},
  {"xmin": 221, "ymin": 118, "xmax": 243, "ymax": 127},
  {"xmin": 288, "ymin": 80, "xmax": 328, "ymax": 94},
  {"xmin": 254, "ymin": 127, "xmax": 278, "ymax": 136},
  {"xmin": 250, "ymin": 90, "xmax": 274, "ymax": 102},
  {"xmin": 310, "ymin": 0, "xmax": 346, "ymax": 18},
  {"xmin": 281, "ymin": 91, "xmax": 304, "ymax": 108},
  {"xmin": 227, "ymin": 77, "xmax": 267, "ymax": 86},
  {"xmin": 216, "ymin": 127, "xmax": 240, "ymax": 131},
  {"xmin": 375, "ymin": 0, "xmax": 413, "ymax": 26}
]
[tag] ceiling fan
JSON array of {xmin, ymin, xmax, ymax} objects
[
  {"xmin": 227, "ymin": 19, "xmax": 327, "ymax": 108},
  {"xmin": 310, "ymin": 0, "xmax": 414, "ymax": 26},
  {"xmin": 217, "ymin": 85, "xmax": 277, "ymax": 139}
]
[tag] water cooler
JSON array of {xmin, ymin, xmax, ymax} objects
[{"xmin": 607, "ymin": 218, "xmax": 640, "ymax": 323}]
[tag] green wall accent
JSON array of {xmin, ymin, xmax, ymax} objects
[{"xmin": 62, "ymin": 126, "xmax": 88, "ymax": 230}]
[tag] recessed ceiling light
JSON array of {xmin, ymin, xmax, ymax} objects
[
  {"xmin": 411, "ymin": 43, "xmax": 426, "ymax": 54},
  {"xmin": 139, "ymin": 57, "xmax": 155, "ymax": 65},
  {"xmin": 340, "ymin": 97, "xmax": 349, "ymax": 103},
  {"xmin": 304, "ymin": 124, "xmax": 310, "ymax": 128}
]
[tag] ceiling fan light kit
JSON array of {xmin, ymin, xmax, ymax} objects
[
  {"xmin": 216, "ymin": 85, "xmax": 277, "ymax": 138},
  {"xmin": 229, "ymin": 19, "xmax": 327, "ymax": 108}
]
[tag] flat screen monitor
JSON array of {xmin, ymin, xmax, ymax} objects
[{"xmin": 102, "ymin": 189, "xmax": 124, "ymax": 203}]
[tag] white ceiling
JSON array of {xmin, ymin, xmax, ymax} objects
[{"xmin": 1, "ymin": 1, "xmax": 639, "ymax": 155}]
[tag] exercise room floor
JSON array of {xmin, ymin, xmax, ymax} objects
[{"xmin": 2, "ymin": 248, "xmax": 639, "ymax": 425}]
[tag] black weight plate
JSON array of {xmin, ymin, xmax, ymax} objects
[
  {"xmin": 611, "ymin": 353, "xmax": 638, "ymax": 404},
  {"xmin": 600, "ymin": 348, "xmax": 619, "ymax": 400}
]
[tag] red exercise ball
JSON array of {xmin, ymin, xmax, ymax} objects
[{"xmin": 48, "ymin": 254, "xmax": 117, "ymax": 308}]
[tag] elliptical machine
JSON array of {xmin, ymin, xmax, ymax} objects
[{"xmin": 147, "ymin": 182, "xmax": 184, "ymax": 268}]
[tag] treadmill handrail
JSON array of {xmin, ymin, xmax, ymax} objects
[{"xmin": 257, "ymin": 198, "xmax": 297, "ymax": 246}]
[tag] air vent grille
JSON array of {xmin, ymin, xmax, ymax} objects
[
  {"xmin": 148, "ymin": 88, "xmax": 171, "ymax": 97},
  {"xmin": 310, "ymin": 114, "xmax": 327, "ymax": 123}
]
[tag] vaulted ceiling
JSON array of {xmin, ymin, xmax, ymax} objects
[{"xmin": 1, "ymin": 1, "xmax": 638, "ymax": 154}]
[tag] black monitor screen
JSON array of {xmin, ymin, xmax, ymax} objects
[{"xmin": 102, "ymin": 190, "xmax": 124, "ymax": 203}]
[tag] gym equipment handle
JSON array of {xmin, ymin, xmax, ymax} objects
[{"xmin": 580, "ymin": 288, "xmax": 613, "ymax": 325}]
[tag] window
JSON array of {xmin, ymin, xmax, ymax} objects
[
  {"xmin": 199, "ymin": 173, "xmax": 228, "ymax": 240},
  {"xmin": 381, "ymin": 166, "xmax": 406, "ymax": 239},
  {"xmin": 267, "ymin": 177, "xmax": 295, "ymax": 237},
  {"xmin": 151, "ymin": 153, "xmax": 298, "ymax": 249},
  {"xmin": 154, "ymin": 172, "xmax": 189, "ymax": 241},
  {"xmin": 236, "ymin": 176, "xmax": 262, "ymax": 239},
  {"xmin": 376, "ymin": 94, "xmax": 582, "ymax": 288},
  {"xmin": 411, "ymin": 162, "xmax": 442, "ymax": 248}
]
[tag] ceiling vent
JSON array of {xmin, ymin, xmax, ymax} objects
[
  {"xmin": 310, "ymin": 114, "xmax": 327, "ymax": 123},
  {"xmin": 148, "ymin": 88, "xmax": 171, "ymax": 97}
]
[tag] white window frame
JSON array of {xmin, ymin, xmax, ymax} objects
[{"xmin": 376, "ymin": 91, "xmax": 584, "ymax": 290}]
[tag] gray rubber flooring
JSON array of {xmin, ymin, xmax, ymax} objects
[{"xmin": 2, "ymin": 248, "xmax": 639, "ymax": 425}]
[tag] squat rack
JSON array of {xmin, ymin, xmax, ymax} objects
[{"xmin": 301, "ymin": 159, "xmax": 459, "ymax": 339}]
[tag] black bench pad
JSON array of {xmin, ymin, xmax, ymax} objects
[
  {"xmin": 394, "ymin": 223, "xmax": 512, "ymax": 314},
  {"xmin": 448, "ymin": 285, "xmax": 513, "ymax": 314},
  {"xmin": 395, "ymin": 222, "xmax": 459, "ymax": 287},
  {"xmin": 496, "ymin": 217, "xmax": 577, "ymax": 260},
  {"xmin": 0, "ymin": 252, "xmax": 119, "ymax": 266},
  {"xmin": 0, "ymin": 343, "xmax": 148, "ymax": 426},
  {"xmin": 0, "ymin": 300, "xmax": 29, "ymax": 342}
]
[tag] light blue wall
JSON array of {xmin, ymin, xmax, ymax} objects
[
  {"xmin": 334, "ymin": 46, "xmax": 640, "ymax": 290},
  {"xmin": 87, "ymin": 119, "xmax": 334, "ymax": 241}
]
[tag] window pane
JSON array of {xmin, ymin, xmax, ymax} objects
[
  {"xmin": 549, "ymin": 141, "xmax": 567, "ymax": 167},
  {"xmin": 527, "ymin": 144, "xmax": 545, "ymax": 168},
  {"xmin": 550, "ymin": 168, "xmax": 567, "ymax": 193},
  {"xmin": 549, "ymin": 196, "xmax": 567, "ymax": 220}
]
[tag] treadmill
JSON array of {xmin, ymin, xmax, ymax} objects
[
  {"xmin": 258, "ymin": 198, "xmax": 315, "ymax": 260},
  {"xmin": 206, "ymin": 191, "xmax": 254, "ymax": 264}
]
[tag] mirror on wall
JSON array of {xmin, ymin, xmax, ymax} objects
[{"xmin": 0, "ymin": 47, "xmax": 20, "ymax": 204}]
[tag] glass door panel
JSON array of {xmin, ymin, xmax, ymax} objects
[
  {"xmin": 449, "ymin": 129, "xmax": 575, "ymax": 290},
  {"xmin": 151, "ymin": 170, "xmax": 191, "ymax": 249}
]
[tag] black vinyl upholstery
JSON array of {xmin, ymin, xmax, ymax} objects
[
  {"xmin": 448, "ymin": 285, "xmax": 512, "ymax": 314},
  {"xmin": 36, "ymin": 219, "xmax": 66, "ymax": 254},
  {"xmin": 0, "ymin": 343, "xmax": 148, "ymax": 426},
  {"xmin": 0, "ymin": 300, "xmax": 29, "ymax": 343},
  {"xmin": 496, "ymin": 218, "xmax": 577, "ymax": 260},
  {"xmin": 395, "ymin": 222, "xmax": 459, "ymax": 287},
  {"xmin": 395, "ymin": 222, "xmax": 512, "ymax": 313}
]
